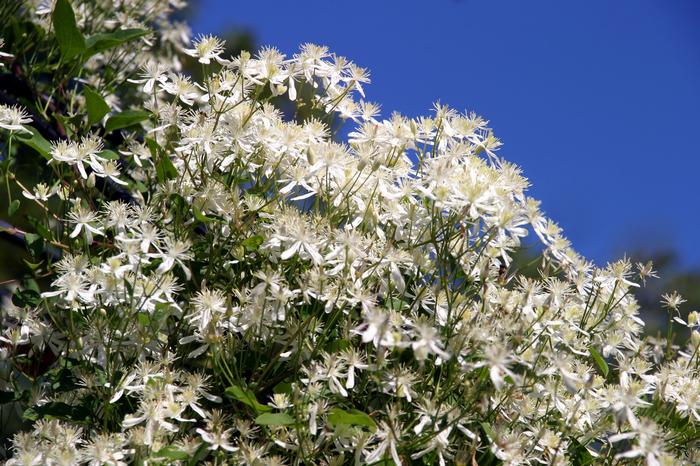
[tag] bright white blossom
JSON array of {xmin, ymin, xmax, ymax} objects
[{"xmin": 2, "ymin": 2, "xmax": 699, "ymax": 465}]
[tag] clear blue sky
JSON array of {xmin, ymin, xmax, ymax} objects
[{"xmin": 191, "ymin": 0, "xmax": 700, "ymax": 268}]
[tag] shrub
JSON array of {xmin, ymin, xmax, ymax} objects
[{"xmin": 0, "ymin": 1, "xmax": 698, "ymax": 465}]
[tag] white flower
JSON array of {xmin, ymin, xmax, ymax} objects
[
  {"xmin": 50, "ymin": 136, "xmax": 106, "ymax": 180},
  {"xmin": 0, "ymin": 104, "xmax": 32, "ymax": 133},
  {"xmin": 410, "ymin": 319, "xmax": 450, "ymax": 361},
  {"xmin": 22, "ymin": 182, "xmax": 55, "ymax": 202},
  {"xmin": 410, "ymin": 428, "xmax": 453, "ymax": 466},
  {"xmin": 151, "ymin": 237, "xmax": 193, "ymax": 280},
  {"xmin": 128, "ymin": 61, "xmax": 169, "ymax": 94},
  {"xmin": 0, "ymin": 38, "xmax": 14, "ymax": 60},
  {"xmin": 365, "ymin": 421, "xmax": 402, "ymax": 466},
  {"xmin": 340, "ymin": 347, "xmax": 368, "ymax": 389},
  {"xmin": 188, "ymin": 287, "xmax": 227, "ymax": 332},
  {"xmin": 67, "ymin": 205, "xmax": 104, "ymax": 241},
  {"xmin": 93, "ymin": 160, "xmax": 128, "ymax": 185},
  {"xmin": 160, "ymin": 74, "xmax": 201, "ymax": 105},
  {"xmin": 184, "ymin": 34, "xmax": 227, "ymax": 65},
  {"xmin": 196, "ymin": 426, "xmax": 238, "ymax": 452},
  {"xmin": 474, "ymin": 344, "xmax": 517, "ymax": 391}
]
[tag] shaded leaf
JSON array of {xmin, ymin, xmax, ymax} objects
[
  {"xmin": 12, "ymin": 289, "xmax": 41, "ymax": 308},
  {"xmin": 85, "ymin": 28, "xmax": 150, "ymax": 57},
  {"xmin": 193, "ymin": 205, "xmax": 214, "ymax": 223},
  {"xmin": 224, "ymin": 385, "xmax": 272, "ymax": 414},
  {"xmin": 25, "ymin": 232, "xmax": 44, "ymax": 257},
  {"xmin": 97, "ymin": 149, "xmax": 120, "ymax": 160},
  {"xmin": 241, "ymin": 235, "xmax": 264, "ymax": 252},
  {"xmin": 84, "ymin": 87, "xmax": 110, "ymax": 127},
  {"xmin": 273, "ymin": 382, "xmax": 292, "ymax": 394},
  {"xmin": 154, "ymin": 446, "xmax": 189, "ymax": 461},
  {"xmin": 588, "ymin": 346, "xmax": 609, "ymax": 378},
  {"xmin": 52, "ymin": 0, "xmax": 85, "ymax": 60},
  {"xmin": 155, "ymin": 152, "xmax": 178, "ymax": 183},
  {"xmin": 255, "ymin": 412, "xmax": 294, "ymax": 426},
  {"xmin": 105, "ymin": 109, "xmax": 150, "ymax": 134},
  {"xmin": 24, "ymin": 402, "xmax": 91, "ymax": 423},
  {"xmin": 7, "ymin": 199, "xmax": 20, "ymax": 217},
  {"xmin": 568, "ymin": 437, "xmax": 595, "ymax": 466},
  {"xmin": 327, "ymin": 408, "xmax": 376, "ymax": 432},
  {"xmin": 16, "ymin": 127, "xmax": 52, "ymax": 160},
  {"xmin": 325, "ymin": 338, "xmax": 350, "ymax": 353}
]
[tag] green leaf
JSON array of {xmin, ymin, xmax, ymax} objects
[
  {"xmin": 84, "ymin": 87, "xmax": 110, "ymax": 127},
  {"xmin": 480, "ymin": 422, "xmax": 496, "ymax": 441},
  {"xmin": 16, "ymin": 127, "xmax": 52, "ymax": 160},
  {"xmin": 85, "ymin": 28, "xmax": 150, "ymax": 57},
  {"xmin": 12, "ymin": 289, "xmax": 41, "ymax": 308},
  {"xmin": 136, "ymin": 312, "xmax": 150, "ymax": 327},
  {"xmin": 25, "ymin": 232, "xmax": 44, "ymax": 257},
  {"xmin": 327, "ymin": 408, "xmax": 377, "ymax": 432},
  {"xmin": 241, "ymin": 235, "xmax": 264, "ymax": 252},
  {"xmin": 27, "ymin": 215, "xmax": 53, "ymax": 242},
  {"xmin": 23, "ymin": 259, "xmax": 44, "ymax": 271},
  {"xmin": 104, "ymin": 109, "xmax": 150, "ymax": 134},
  {"xmin": 255, "ymin": 412, "xmax": 294, "ymax": 426},
  {"xmin": 52, "ymin": 0, "xmax": 85, "ymax": 60},
  {"xmin": 588, "ymin": 346, "xmax": 609, "ymax": 378},
  {"xmin": 146, "ymin": 137, "xmax": 160, "ymax": 158},
  {"xmin": 273, "ymin": 382, "xmax": 292, "ymax": 394},
  {"xmin": 568, "ymin": 437, "xmax": 595, "ymax": 465},
  {"xmin": 24, "ymin": 402, "xmax": 91, "ymax": 423},
  {"xmin": 97, "ymin": 149, "xmax": 120, "ymax": 160},
  {"xmin": 155, "ymin": 153, "xmax": 178, "ymax": 183},
  {"xmin": 224, "ymin": 385, "xmax": 272, "ymax": 414},
  {"xmin": 325, "ymin": 338, "xmax": 351, "ymax": 353},
  {"xmin": 7, "ymin": 199, "xmax": 20, "ymax": 217},
  {"xmin": 387, "ymin": 297, "xmax": 405, "ymax": 311},
  {"xmin": 193, "ymin": 205, "xmax": 214, "ymax": 223},
  {"xmin": 153, "ymin": 446, "xmax": 189, "ymax": 461},
  {"xmin": 187, "ymin": 444, "xmax": 210, "ymax": 466},
  {"xmin": 146, "ymin": 138, "xmax": 179, "ymax": 184},
  {"xmin": 25, "ymin": 278, "xmax": 41, "ymax": 293}
]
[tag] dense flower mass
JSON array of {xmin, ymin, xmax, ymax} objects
[{"xmin": 1, "ymin": 0, "xmax": 699, "ymax": 465}]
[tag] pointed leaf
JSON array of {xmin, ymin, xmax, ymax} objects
[
  {"xmin": 12, "ymin": 289, "xmax": 41, "ymax": 308},
  {"xmin": 25, "ymin": 232, "xmax": 44, "ymax": 257},
  {"xmin": 7, "ymin": 199, "xmax": 20, "ymax": 217},
  {"xmin": 16, "ymin": 127, "xmax": 52, "ymax": 160},
  {"xmin": 154, "ymin": 446, "xmax": 189, "ymax": 460},
  {"xmin": 193, "ymin": 205, "xmax": 214, "ymax": 223},
  {"xmin": 84, "ymin": 87, "xmax": 110, "ymax": 127},
  {"xmin": 105, "ymin": 109, "xmax": 150, "ymax": 134},
  {"xmin": 588, "ymin": 346, "xmax": 609, "ymax": 378},
  {"xmin": 97, "ymin": 149, "xmax": 120, "ymax": 160},
  {"xmin": 224, "ymin": 385, "xmax": 271, "ymax": 413},
  {"xmin": 155, "ymin": 152, "xmax": 178, "ymax": 183},
  {"xmin": 327, "ymin": 408, "xmax": 377, "ymax": 432},
  {"xmin": 52, "ymin": 0, "xmax": 85, "ymax": 60},
  {"xmin": 85, "ymin": 28, "xmax": 150, "ymax": 57},
  {"xmin": 241, "ymin": 235, "xmax": 264, "ymax": 252},
  {"xmin": 255, "ymin": 412, "xmax": 294, "ymax": 426},
  {"xmin": 481, "ymin": 422, "xmax": 496, "ymax": 441}
]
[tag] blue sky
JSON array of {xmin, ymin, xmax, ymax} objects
[{"xmin": 191, "ymin": 0, "xmax": 700, "ymax": 268}]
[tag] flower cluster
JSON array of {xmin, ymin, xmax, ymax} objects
[{"xmin": 1, "ymin": 1, "xmax": 699, "ymax": 465}]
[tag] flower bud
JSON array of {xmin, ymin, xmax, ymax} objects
[{"xmin": 692, "ymin": 330, "xmax": 700, "ymax": 348}]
